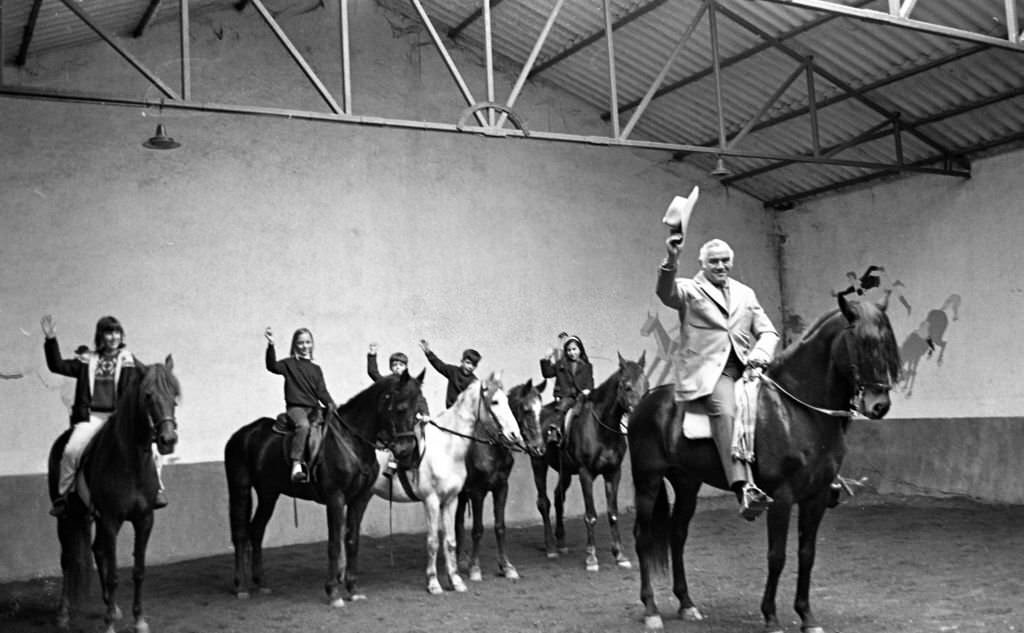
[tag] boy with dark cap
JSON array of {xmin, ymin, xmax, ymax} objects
[
  {"xmin": 418, "ymin": 339, "xmax": 480, "ymax": 408},
  {"xmin": 366, "ymin": 343, "xmax": 409, "ymax": 382}
]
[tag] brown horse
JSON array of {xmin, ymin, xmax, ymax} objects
[
  {"xmin": 454, "ymin": 378, "xmax": 547, "ymax": 583},
  {"xmin": 628, "ymin": 295, "xmax": 900, "ymax": 632},
  {"xmin": 47, "ymin": 357, "xmax": 180, "ymax": 633},
  {"xmin": 532, "ymin": 352, "xmax": 648, "ymax": 571},
  {"xmin": 224, "ymin": 370, "xmax": 425, "ymax": 606}
]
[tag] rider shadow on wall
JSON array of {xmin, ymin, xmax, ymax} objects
[{"xmin": 898, "ymin": 293, "xmax": 961, "ymax": 397}]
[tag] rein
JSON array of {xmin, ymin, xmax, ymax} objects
[{"xmin": 758, "ymin": 373, "xmax": 854, "ymax": 418}]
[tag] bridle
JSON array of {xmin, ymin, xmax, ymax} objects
[{"xmin": 841, "ymin": 326, "xmax": 893, "ymax": 415}]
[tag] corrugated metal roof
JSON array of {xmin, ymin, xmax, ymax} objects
[{"xmin": 2, "ymin": 0, "xmax": 1022, "ymax": 207}]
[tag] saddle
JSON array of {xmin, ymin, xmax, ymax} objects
[
  {"xmin": 679, "ymin": 375, "xmax": 760, "ymax": 463},
  {"xmin": 272, "ymin": 408, "xmax": 327, "ymax": 475}
]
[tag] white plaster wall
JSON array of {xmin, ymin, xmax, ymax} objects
[
  {"xmin": 776, "ymin": 149, "xmax": 1024, "ymax": 419},
  {"xmin": 0, "ymin": 1, "xmax": 779, "ymax": 476}
]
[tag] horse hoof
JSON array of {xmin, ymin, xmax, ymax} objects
[
  {"xmin": 616, "ymin": 559, "xmax": 633, "ymax": 569},
  {"xmin": 427, "ymin": 580, "xmax": 444, "ymax": 595},
  {"xmin": 350, "ymin": 593, "xmax": 367, "ymax": 601},
  {"xmin": 558, "ymin": 547, "xmax": 569, "ymax": 555},
  {"xmin": 546, "ymin": 552, "xmax": 559, "ymax": 559},
  {"xmin": 679, "ymin": 606, "xmax": 704, "ymax": 621},
  {"xmin": 469, "ymin": 568, "xmax": 483, "ymax": 582},
  {"xmin": 135, "ymin": 618, "xmax": 150, "ymax": 633},
  {"xmin": 503, "ymin": 567, "xmax": 520, "ymax": 580},
  {"xmin": 235, "ymin": 591, "xmax": 250, "ymax": 600},
  {"xmin": 585, "ymin": 562, "xmax": 600, "ymax": 572},
  {"xmin": 329, "ymin": 597, "xmax": 346, "ymax": 608},
  {"xmin": 801, "ymin": 627, "xmax": 825, "ymax": 633},
  {"xmin": 644, "ymin": 614, "xmax": 665, "ymax": 631},
  {"xmin": 451, "ymin": 577, "xmax": 468, "ymax": 593},
  {"xmin": 112, "ymin": 605, "xmax": 123, "ymax": 621}
]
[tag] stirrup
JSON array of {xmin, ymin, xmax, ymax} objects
[
  {"xmin": 739, "ymin": 483, "xmax": 772, "ymax": 521},
  {"xmin": 290, "ymin": 463, "xmax": 308, "ymax": 483}
]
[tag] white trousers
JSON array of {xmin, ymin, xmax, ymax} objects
[{"xmin": 57, "ymin": 412, "xmax": 165, "ymax": 495}]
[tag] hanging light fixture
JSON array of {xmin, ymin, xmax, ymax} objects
[
  {"xmin": 143, "ymin": 124, "xmax": 180, "ymax": 150},
  {"xmin": 710, "ymin": 156, "xmax": 730, "ymax": 177}
]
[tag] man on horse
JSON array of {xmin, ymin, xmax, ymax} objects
[{"xmin": 656, "ymin": 234, "xmax": 779, "ymax": 521}]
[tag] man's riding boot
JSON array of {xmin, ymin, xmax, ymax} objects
[
  {"xmin": 826, "ymin": 480, "xmax": 843, "ymax": 508},
  {"xmin": 739, "ymin": 482, "xmax": 772, "ymax": 521},
  {"xmin": 154, "ymin": 490, "xmax": 169, "ymax": 509}
]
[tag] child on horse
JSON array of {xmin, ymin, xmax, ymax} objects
[
  {"xmin": 265, "ymin": 327, "xmax": 337, "ymax": 483},
  {"xmin": 44, "ymin": 314, "xmax": 167, "ymax": 516},
  {"xmin": 539, "ymin": 334, "xmax": 594, "ymax": 445},
  {"xmin": 366, "ymin": 342, "xmax": 408, "ymax": 382},
  {"xmin": 419, "ymin": 339, "xmax": 480, "ymax": 408}
]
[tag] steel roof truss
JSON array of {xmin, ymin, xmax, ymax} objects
[
  {"xmin": 749, "ymin": 0, "xmax": 1024, "ymax": 51},
  {"xmin": 15, "ymin": 0, "xmax": 42, "ymax": 67},
  {"xmin": 496, "ymin": 0, "xmax": 567, "ymax": 129},
  {"xmin": 728, "ymin": 61, "xmax": 805, "ymax": 151},
  {"xmin": 134, "ymin": 0, "xmax": 164, "ymax": 39}
]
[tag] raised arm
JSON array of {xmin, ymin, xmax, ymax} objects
[{"xmin": 656, "ymin": 234, "xmax": 687, "ymax": 312}]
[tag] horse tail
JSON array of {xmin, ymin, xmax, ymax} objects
[
  {"xmin": 224, "ymin": 423, "xmax": 257, "ymax": 545},
  {"xmin": 49, "ymin": 432, "xmax": 92, "ymax": 607},
  {"xmin": 650, "ymin": 480, "xmax": 671, "ymax": 574}
]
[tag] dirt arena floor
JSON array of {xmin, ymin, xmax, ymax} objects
[{"xmin": 3, "ymin": 494, "xmax": 1022, "ymax": 633}]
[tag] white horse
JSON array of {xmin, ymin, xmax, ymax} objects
[{"xmin": 371, "ymin": 372, "xmax": 523, "ymax": 594}]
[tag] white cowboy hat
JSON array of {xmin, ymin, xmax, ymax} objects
[{"xmin": 662, "ymin": 185, "xmax": 699, "ymax": 234}]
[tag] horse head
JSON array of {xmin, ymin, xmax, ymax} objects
[
  {"xmin": 140, "ymin": 355, "xmax": 180, "ymax": 455},
  {"xmin": 476, "ymin": 372, "xmax": 524, "ymax": 448},
  {"xmin": 507, "ymin": 378, "xmax": 546, "ymax": 457},
  {"xmin": 835, "ymin": 294, "xmax": 900, "ymax": 419},
  {"xmin": 379, "ymin": 369, "xmax": 426, "ymax": 468},
  {"xmin": 615, "ymin": 351, "xmax": 649, "ymax": 415}
]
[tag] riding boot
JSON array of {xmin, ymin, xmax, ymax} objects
[
  {"xmin": 49, "ymin": 493, "xmax": 70, "ymax": 517},
  {"xmin": 153, "ymin": 452, "xmax": 168, "ymax": 509},
  {"xmin": 290, "ymin": 424, "xmax": 310, "ymax": 483}
]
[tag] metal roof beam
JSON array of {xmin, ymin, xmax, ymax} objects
[
  {"xmin": 749, "ymin": 0, "xmax": 1024, "ymax": 52},
  {"xmin": 15, "ymin": 0, "xmax": 43, "ymax": 67},
  {"xmin": 607, "ymin": 0, "xmax": 872, "ymax": 120},
  {"xmin": 726, "ymin": 84, "xmax": 1024, "ymax": 184},
  {"xmin": 447, "ymin": 0, "xmax": 507, "ymax": 40},
  {"xmin": 529, "ymin": 0, "xmax": 669, "ymax": 78},
  {"xmin": 716, "ymin": 3, "xmax": 952, "ymax": 156},
  {"xmin": 497, "ymin": 0, "xmax": 567, "ymax": 128},
  {"xmin": 55, "ymin": 0, "xmax": 179, "ymax": 99},
  {"xmin": 133, "ymin": 0, "xmax": 164, "ymax": 38}
]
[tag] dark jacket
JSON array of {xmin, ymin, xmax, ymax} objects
[
  {"xmin": 266, "ymin": 345, "xmax": 336, "ymax": 409},
  {"xmin": 367, "ymin": 353, "xmax": 383, "ymax": 382},
  {"xmin": 540, "ymin": 357, "xmax": 594, "ymax": 403},
  {"xmin": 424, "ymin": 350, "xmax": 477, "ymax": 408},
  {"xmin": 44, "ymin": 337, "xmax": 138, "ymax": 425}
]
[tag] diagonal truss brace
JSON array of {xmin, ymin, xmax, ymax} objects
[{"xmin": 749, "ymin": 0, "xmax": 1024, "ymax": 51}]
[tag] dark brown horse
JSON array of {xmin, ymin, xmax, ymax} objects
[
  {"xmin": 454, "ymin": 378, "xmax": 547, "ymax": 582},
  {"xmin": 224, "ymin": 370, "xmax": 425, "ymax": 606},
  {"xmin": 47, "ymin": 357, "xmax": 180, "ymax": 633},
  {"xmin": 628, "ymin": 295, "xmax": 900, "ymax": 632},
  {"xmin": 532, "ymin": 352, "xmax": 648, "ymax": 571}
]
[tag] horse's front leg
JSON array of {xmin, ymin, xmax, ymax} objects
[
  {"xmin": 761, "ymin": 495, "xmax": 794, "ymax": 633},
  {"xmin": 248, "ymin": 491, "xmax": 279, "ymax": 594},
  {"xmin": 577, "ymin": 468, "xmax": 600, "ymax": 571},
  {"xmin": 531, "ymin": 458, "xmax": 557, "ymax": 558},
  {"xmin": 793, "ymin": 494, "xmax": 830, "ymax": 633},
  {"xmin": 130, "ymin": 513, "xmax": 155, "ymax": 633},
  {"xmin": 92, "ymin": 515, "xmax": 124, "ymax": 633},
  {"xmin": 440, "ymin": 495, "xmax": 467, "ymax": 592},
  {"xmin": 465, "ymin": 491, "xmax": 486, "ymax": 582},
  {"xmin": 342, "ymin": 489, "xmax": 373, "ymax": 601},
  {"xmin": 553, "ymin": 467, "xmax": 574, "ymax": 554},
  {"xmin": 324, "ymin": 493, "xmax": 348, "ymax": 608},
  {"xmin": 603, "ymin": 468, "xmax": 631, "ymax": 568},
  {"xmin": 491, "ymin": 482, "xmax": 519, "ymax": 580},
  {"xmin": 423, "ymin": 494, "xmax": 444, "ymax": 594},
  {"xmin": 455, "ymin": 491, "xmax": 470, "ymax": 574}
]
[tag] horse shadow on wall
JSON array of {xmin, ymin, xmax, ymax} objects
[
  {"xmin": 898, "ymin": 293, "xmax": 961, "ymax": 397},
  {"xmin": 640, "ymin": 312, "xmax": 680, "ymax": 388}
]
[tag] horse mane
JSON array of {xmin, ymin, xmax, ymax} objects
[{"xmin": 140, "ymin": 361, "xmax": 181, "ymax": 404}]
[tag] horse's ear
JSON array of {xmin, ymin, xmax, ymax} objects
[
  {"xmin": 536, "ymin": 379, "xmax": 546, "ymax": 394},
  {"xmin": 617, "ymin": 351, "xmax": 626, "ymax": 367},
  {"xmin": 638, "ymin": 350, "xmax": 646, "ymax": 369},
  {"xmin": 164, "ymin": 354, "xmax": 174, "ymax": 371},
  {"xmin": 837, "ymin": 293, "xmax": 857, "ymax": 323},
  {"xmin": 415, "ymin": 369, "xmax": 426, "ymax": 385}
]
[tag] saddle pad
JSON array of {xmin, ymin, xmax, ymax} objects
[{"xmin": 682, "ymin": 412, "xmax": 711, "ymax": 439}]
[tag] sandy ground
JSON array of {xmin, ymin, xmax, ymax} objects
[{"xmin": 2, "ymin": 494, "xmax": 1022, "ymax": 633}]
